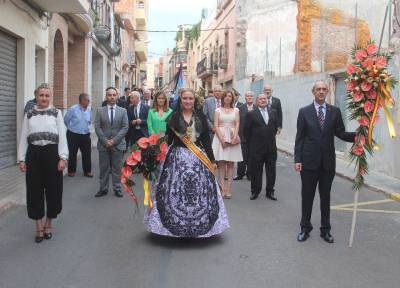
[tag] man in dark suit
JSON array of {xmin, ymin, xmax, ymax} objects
[
  {"xmin": 234, "ymin": 91, "xmax": 255, "ymax": 180},
  {"xmin": 294, "ymin": 80, "xmax": 356, "ymax": 243},
  {"xmin": 127, "ymin": 91, "xmax": 149, "ymax": 145},
  {"xmin": 203, "ymin": 85, "xmax": 223, "ymax": 139},
  {"xmin": 117, "ymin": 87, "xmax": 130, "ymax": 108},
  {"xmin": 263, "ymin": 84, "xmax": 283, "ymax": 135},
  {"xmin": 245, "ymin": 94, "xmax": 278, "ymax": 201}
]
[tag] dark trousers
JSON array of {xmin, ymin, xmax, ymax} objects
[
  {"xmin": 25, "ymin": 144, "xmax": 63, "ymax": 220},
  {"xmin": 300, "ymin": 168, "xmax": 335, "ymax": 233},
  {"xmin": 250, "ymin": 150, "xmax": 277, "ymax": 196},
  {"xmin": 130, "ymin": 128, "xmax": 146, "ymax": 144},
  {"xmin": 66, "ymin": 130, "xmax": 91, "ymax": 174},
  {"xmin": 237, "ymin": 142, "xmax": 250, "ymax": 178}
]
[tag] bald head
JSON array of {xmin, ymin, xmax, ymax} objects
[
  {"xmin": 312, "ymin": 80, "xmax": 329, "ymax": 105},
  {"xmin": 263, "ymin": 84, "xmax": 272, "ymax": 97},
  {"xmin": 213, "ymin": 85, "xmax": 223, "ymax": 99}
]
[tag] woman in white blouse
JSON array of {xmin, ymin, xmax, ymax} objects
[{"xmin": 18, "ymin": 83, "xmax": 68, "ymax": 243}]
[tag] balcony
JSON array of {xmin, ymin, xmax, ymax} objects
[
  {"xmin": 135, "ymin": 8, "xmax": 146, "ymax": 26},
  {"xmin": 197, "ymin": 57, "xmax": 212, "ymax": 78},
  {"xmin": 135, "ymin": 41, "xmax": 148, "ymax": 62},
  {"xmin": 29, "ymin": 0, "xmax": 89, "ymax": 13},
  {"xmin": 69, "ymin": 14, "xmax": 93, "ymax": 33},
  {"xmin": 119, "ymin": 12, "xmax": 134, "ymax": 31},
  {"xmin": 94, "ymin": 25, "xmax": 111, "ymax": 42}
]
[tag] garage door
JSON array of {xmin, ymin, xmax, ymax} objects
[{"xmin": 0, "ymin": 30, "xmax": 17, "ymax": 168}]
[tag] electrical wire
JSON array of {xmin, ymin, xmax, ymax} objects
[{"xmin": 125, "ymin": 27, "xmax": 235, "ymax": 33}]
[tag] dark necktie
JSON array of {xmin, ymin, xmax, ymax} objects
[
  {"xmin": 267, "ymin": 97, "xmax": 272, "ymax": 110},
  {"xmin": 318, "ymin": 106, "xmax": 324, "ymax": 128},
  {"xmin": 110, "ymin": 107, "xmax": 114, "ymax": 126}
]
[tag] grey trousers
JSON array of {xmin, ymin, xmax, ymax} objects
[{"xmin": 99, "ymin": 148, "xmax": 123, "ymax": 193}]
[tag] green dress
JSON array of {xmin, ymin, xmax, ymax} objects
[{"xmin": 147, "ymin": 108, "xmax": 173, "ymax": 135}]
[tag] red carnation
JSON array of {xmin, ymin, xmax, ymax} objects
[
  {"xmin": 361, "ymin": 81, "xmax": 372, "ymax": 92},
  {"xmin": 346, "ymin": 64, "xmax": 357, "ymax": 75},
  {"xmin": 366, "ymin": 44, "xmax": 377, "ymax": 55},
  {"xmin": 362, "ymin": 58, "xmax": 374, "ymax": 69},
  {"xmin": 352, "ymin": 145, "xmax": 365, "ymax": 156},
  {"xmin": 355, "ymin": 49, "xmax": 368, "ymax": 61},
  {"xmin": 358, "ymin": 116, "xmax": 370, "ymax": 126},
  {"xmin": 363, "ymin": 101, "xmax": 375, "ymax": 113},
  {"xmin": 353, "ymin": 91, "xmax": 364, "ymax": 102},
  {"xmin": 367, "ymin": 90, "xmax": 377, "ymax": 99},
  {"xmin": 355, "ymin": 134, "xmax": 366, "ymax": 146},
  {"xmin": 375, "ymin": 56, "xmax": 387, "ymax": 69},
  {"xmin": 346, "ymin": 80, "xmax": 357, "ymax": 91}
]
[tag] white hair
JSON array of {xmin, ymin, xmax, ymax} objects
[
  {"xmin": 130, "ymin": 91, "xmax": 141, "ymax": 98},
  {"xmin": 245, "ymin": 91, "xmax": 254, "ymax": 97}
]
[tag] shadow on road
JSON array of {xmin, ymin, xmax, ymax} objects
[{"xmin": 144, "ymin": 233, "xmax": 226, "ymax": 249}]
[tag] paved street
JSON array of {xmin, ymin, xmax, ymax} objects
[{"xmin": 0, "ymin": 151, "xmax": 399, "ymax": 288}]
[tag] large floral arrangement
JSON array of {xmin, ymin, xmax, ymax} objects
[
  {"xmin": 345, "ymin": 42, "xmax": 397, "ymax": 190},
  {"xmin": 121, "ymin": 134, "xmax": 168, "ymax": 208}
]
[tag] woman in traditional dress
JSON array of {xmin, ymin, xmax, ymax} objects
[
  {"xmin": 144, "ymin": 88, "xmax": 229, "ymax": 238},
  {"xmin": 212, "ymin": 91, "xmax": 243, "ymax": 199}
]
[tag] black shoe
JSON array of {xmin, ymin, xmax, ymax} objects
[
  {"xmin": 44, "ymin": 226, "xmax": 52, "ymax": 240},
  {"xmin": 297, "ymin": 231, "xmax": 310, "ymax": 242},
  {"xmin": 35, "ymin": 230, "xmax": 44, "ymax": 243},
  {"xmin": 250, "ymin": 193, "xmax": 258, "ymax": 200},
  {"xmin": 246, "ymin": 176, "xmax": 251, "ymax": 181},
  {"xmin": 266, "ymin": 194, "xmax": 277, "ymax": 201},
  {"xmin": 95, "ymin": 190, "xmax": 107, "ymax": 198},
  {"xmin": 233, "ymin": 176, "xmax": 243, "ymax": 181},
  {"xmin": 114, "ymin": 191, "xmax": 123, "ymax": 198},
  {"xmin": 84, "ymin": 172, "xmax": 94, "ymax": 178},
  {"xmin": 320, "ymin": 232, "xmax": 334, "ymax": 243}
]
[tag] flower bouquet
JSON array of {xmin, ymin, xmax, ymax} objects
[
  {"xmin": 121, "ymin": 134, "xmax": 168, "ymax": 209},
  {"xmin": 345, "ymin": 42, "xmax": 397, "ymax": 190}
]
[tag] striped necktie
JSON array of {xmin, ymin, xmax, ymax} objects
[{"xmin": 318, "ymin": 105, "xmax": 325, "ymax": 128}]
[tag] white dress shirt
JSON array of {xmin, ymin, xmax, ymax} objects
[
  {"xmin": 260, "ymin": 107, "xmax": 269, "ymax": 125},
  {"xmin": 107, "ymin": 104, "xmax": 117, "ymax": 123},
  {"xmin": 313, "ymin": 101, "xmax": 326, "ymax": 118}
]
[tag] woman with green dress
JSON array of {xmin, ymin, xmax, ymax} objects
[{"xmin": 147, "ymin": 91, "xmax": 173, "ymax": 136}]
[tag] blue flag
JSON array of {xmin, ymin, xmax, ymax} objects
[{"xmin": 171, "ymin": 63, "xmax": 184, "ymax": 109}]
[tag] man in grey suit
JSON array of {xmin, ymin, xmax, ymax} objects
[
  {"xmin": 95, "ymin": 87, "xmax": 129, "ymax": 198},
  {"xmin": 203, "ymin": 85, "xmax": 223, "ymax": 139}
]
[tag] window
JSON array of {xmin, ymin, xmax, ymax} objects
[{"xmin": 137, "ymin": 1, "xmax": 145, "ymax": 8}]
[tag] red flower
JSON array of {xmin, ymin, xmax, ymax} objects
[
  {"xmin": 355, "ymin": 49, "xmax": 368, "ymax": 61},
  {"xmin": 363, "ymin": 101, "xmax": 375, "ymax": 113},
  {"xmin": 346, "ymin": 64, "xmax": 357, "ymax": 75},
  {"xmin": 148, "ymin": 134, "xmax": 159, "ymax": 145},
  {"xmin": 346, "ymin": 80, "xmax": 357, "ymax": 91},
  {"xmin": 375, "ymin": 56, "xmax": 387, "ymax": 69},
  {"xmin": 126, "ymin": 150, "xmax": 141, "ymax": 166},
  {"xmin": 352, "ymin": 91, "xmax": 364, "ymax": 102},
  {"xmin": 361, "ymin": 81, "xmax": 372, "ymax": 92},
  {"xmin": 362, "ymin": 58, "xmax": 374, "ymax": 69},
  {"xmin": 121, "ymin": 175, "xmax": 127, "ymax": 184},
  {"xmin": 355, "ymin": 134, "xmax": 366, "ymax": 146},
  {"xmin": 156, "ymin": 142, "xmax": 168, "ymax": 161},
  {"xmin": 137, "ymin": 137, "xmax": 149, "ymax": 149},
  {"xmin": 352, "ymin": 145, "xmax": 365, "ymax": 156},
  {"xmin": 367, "ymin": 90, "xmax": 377, "ymax": 99},
  {"xmin": 358, "ymin": 116, "xmax": 370, "ymax": 126},
  {"xmin": 366, "ymin": 44, "xmax": 377, "ymax": 55},
  {"xmin": 121, "ymin": 166, "xmax": 132, "ymax": 178}
]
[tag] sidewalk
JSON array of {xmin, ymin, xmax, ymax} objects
[{"xmin": 277, "ymin": 138, "xmax": 400, "ymax": 201}]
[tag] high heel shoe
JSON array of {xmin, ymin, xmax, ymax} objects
[
  {"xmin": 35, "ymin": 229, "xmax": 44, "ymax": 243},
  {"xmin": 44, "ymin": 225, "xmax": 52, "ymax": 240}
]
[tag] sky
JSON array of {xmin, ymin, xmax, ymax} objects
[{"xmin": 148, "ymin": 0, "xmax": 216, "ymax": 60}]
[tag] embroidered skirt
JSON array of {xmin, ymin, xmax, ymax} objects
[{"xmin": 144, "ymin": 146, "xmax": 229, "ymax": 237}]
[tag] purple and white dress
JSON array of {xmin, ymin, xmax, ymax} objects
[{"xmin": 144, "ymin": 121, "xmax": 229, "ymax": 238}]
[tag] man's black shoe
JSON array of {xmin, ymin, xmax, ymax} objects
[
  {"xmin": 95, "ymin": 190, "xmax": 107, "ymax": 198},
  {"xmin": 320, "ymin": 233, "xmax": 334, "ymax": 243},
  {"xmin": 250, "ymin": 193, "xmax": 258, "ymax": 200},
  {"xmin": 114, "ymin": 191, "xmax": 123, "ymax": 198},
  {"xmin": 233, "ymin": 176, "xmax": 243, "ymax": 181},
  {"xmin": 266, "ymin": 194, "xmax": 277, "ymax": 201},
  {"xmin": 297, "ymin": 231, "xmax": 310, "ymax": 242}
]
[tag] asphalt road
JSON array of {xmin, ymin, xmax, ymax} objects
[{"xmin": 0, "ymin": 151, "xmax": 399, "ymax": 288}]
